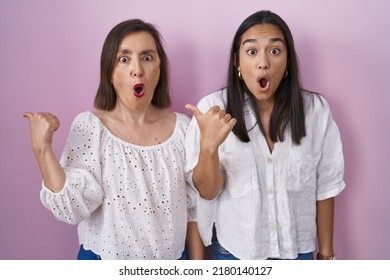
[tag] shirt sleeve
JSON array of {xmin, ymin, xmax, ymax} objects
[
  {"xmin": 186, "ymin": 183, "xmax": 198, "ymax": 222},
  {"xmin": 184, "ymin": 92, "xmax": 224, "ymax": 245},
  {"xmin": 40, "ymin": 112, "xmax": 104, "ymax": 224},
  {"xmin": 184, "ymin": 92, "xmax": 224, "ymax": 186},
  {"xmin": 316, "ymin": 97, "xmax": 346, "ymax": 200}
]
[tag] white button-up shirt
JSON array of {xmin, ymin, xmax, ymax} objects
[{"xmin": 185, "ymin": 89, "xmax": 346, "ymax": 260}]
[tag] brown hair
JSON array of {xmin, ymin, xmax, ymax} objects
[{"xmin": 94, "ymin": 19, "xmax": 171, "ymax": 110}]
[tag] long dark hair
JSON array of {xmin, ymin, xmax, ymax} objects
[
  {"xmin": 226, "ymin": 10, "xmax": 305, "ymax": 145},
  {"xmin": 94, "ymin": 19, "xmax": 171, "ymax": 110}
]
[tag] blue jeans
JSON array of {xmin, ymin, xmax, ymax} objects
[
  {"xmin": 213, "ymin": 239, "xmax": 313, "ymax": 260},
  {"xmin": 77, "ymin": 245, "xmax": 102, "ymax": 260},
  {"xmin": 77, "ymin": 245, "xmax": 188, "ymax": 260}
]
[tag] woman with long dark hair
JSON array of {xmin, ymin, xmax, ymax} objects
[{"xmin": 185, "ymin": 10, "xmax": 345, "ymax": 260}]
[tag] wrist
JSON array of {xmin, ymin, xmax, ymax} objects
[
  {"xmin": 32, "ymin": 143, "xmax": 53, "ymax": 156},
  {"xmin": 199, "ymin": 142, "xmax": 219, "ymax": 156},
  {"xmin": 316, "ymin": 252, "xmax": 336, "ymax": 260}
]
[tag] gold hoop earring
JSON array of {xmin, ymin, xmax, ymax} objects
[
  {"xmin": 283, "ymin": 69, "xmax": 288, "ymax": 78},
  {"xmin": 238, "ymin": 70, "xmax": 243, "ymax": 80}
]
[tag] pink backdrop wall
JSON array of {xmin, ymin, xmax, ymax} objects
[{"xmin": 1, "ymin": 0, "xmax": 389, "ymax": 259}]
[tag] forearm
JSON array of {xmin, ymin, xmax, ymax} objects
[
  {"xmin": 316, "ymin": 197, "xmax": 335, "ymax": 256},
  {"xmin": 186, "ymin": 222, "xmax": 205, "ymax": 260},
  {"xmin": 24, "ymin": 112, "xmax": 65, "ymax": 192},
  {"xmin": 34, "ymin": 146, "xmax": 66, "ymax": 193},
  {"xmin": 192, "ymin": 148, "xmax": 223, "ymax": 200}
]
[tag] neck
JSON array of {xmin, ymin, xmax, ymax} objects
[
  {"xmin": 113, "ymin": 103, "xmax": 157, "ymax": 125},
  {"xmin": 257, "ymin": 98, "xmax": 274, "ymax": 117}
]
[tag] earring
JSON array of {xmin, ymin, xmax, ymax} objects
[
  {"xmin": 283, "ymin": 69, "xmax": 288, "ymax": 78},
  {"xmin": 238, "ymin": 70, "xmax": 243, "ymax": 80}
]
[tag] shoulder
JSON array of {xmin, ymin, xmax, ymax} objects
[
  {"xmin": 69, "ymin": 111, "xmax": 102, "ymax": 135},
  {"xmin": 196, "ymin": 88, "xmax": 227, "ymax": 111},
  {"xmin": 172, "ymin": 113, "xmax": 191, "ymax": 140},
  {"xmin": 63, "ymin": 111, "xmax": 105, "ymax": 149},
  {"xmin": 175, "ymin": 112, "xmax": 191, "ymax": 125},
  {"xmin": 72, "ymin": 111, "xmax": 100, "ymax": 126},
  {"xmin": 302, "ymin": 91, "xmax": 338, "ymax": 134},
  {"xmin": 302, "ymin": 91, "xmax": 332, "ymax": 117}
]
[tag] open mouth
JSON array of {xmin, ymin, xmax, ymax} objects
[
  {"xmin": 133, "ymin": 83, "xmax": 145, "ymax": 97},
  {"xmin": 259, "ymin": 78, "xmax": 268, "ymax": 89}
]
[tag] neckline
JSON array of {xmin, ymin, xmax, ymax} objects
[{"xmin": 87, "ymin": 111, "xmax": 180, "ymax": 148}]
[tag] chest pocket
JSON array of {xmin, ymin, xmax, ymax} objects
[
  {"xmin": 220, "ymin": 143, "xmax": 259, "ymax": 198},
  {"xmin": 287, "ymin": 148, "xmax": 321, "ymax": 194}
]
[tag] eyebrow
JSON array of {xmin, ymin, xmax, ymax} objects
[
  {"xmin": 117, "ymin": 48, "xmax": 157, "ymax": 55},
  {"xmin": 242, "ymin": 37, "xmax": 285, "ymax": 46}
]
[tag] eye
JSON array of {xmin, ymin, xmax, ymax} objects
[
  {"xmin": 119, "ymin": 56, "xmax": 129, "ymax": 63},
  {"xmin": 270, "ymin": 48, "xmax": 280, "ymax": 55},
  {"xmin": 246, "ymin": 49, "xmax": 257, "ymax": 56},
  {"xmin": 143, "ymin": 55, "xmax": 152, "ymax": 62}
]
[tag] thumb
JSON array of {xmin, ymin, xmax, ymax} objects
[
  {"xmin": 185, "ymin": 104, "xmax": 203, "ymax": 120},
  {"xmin": 23, "ymin": 112, "xmax": 34, "ymax": 120}
]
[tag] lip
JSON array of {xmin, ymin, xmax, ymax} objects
[
  {"xmin": 133, "ymin": 83, "xmax": 145, "ymax": 97},
  {"xmin": 257, "ymin": 76, "xmax": 270, "ymax": 92}
]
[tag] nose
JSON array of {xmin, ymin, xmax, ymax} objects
[
  {"xmin": 257, "ymin": 52, "xmax": 270, "ymax": 70},
  {"xmin": 130, "ymin": 59, "xmax": 144, "ymax": 77}
]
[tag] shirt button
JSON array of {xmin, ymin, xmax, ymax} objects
[
  {"xmin": 267, "ymin": 157, "xmax": 273, "ymax": 164},
  {"xmin": 268, "ymin": 189, "xmax": 274, "ymax": 194},
  {"xmin": 271, "ymin": 224, "xmax": 277, "ymax": 230}
]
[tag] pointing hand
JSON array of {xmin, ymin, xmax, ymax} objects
[
  {"xmin": 23, "ymin": 112, "xmax": 60, "ymax": 151},
  {"xmin": 185, "ymin": 104, "xmax": 237, "ymax": 150}
]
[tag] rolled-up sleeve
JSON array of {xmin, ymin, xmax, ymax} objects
[{"xmin": 316, "ymin": 98, "xmax": 346, "ymax": 200}]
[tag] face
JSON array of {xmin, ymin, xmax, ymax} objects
[
  {"xmin": 237, "ymin": 23, "xmax": 288, "ymax": 105},
  {"xmin": 111, "ymin": 31, "xmax": 160, "ymax": 107}
]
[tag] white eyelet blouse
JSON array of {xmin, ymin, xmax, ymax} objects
[
  {"xmin": 40, "ymin": 111, "xmax": 196, "ymax": 260},
  {"xmin": 185, "ymin": 89, "xmax": 346, "ymax": 260}
]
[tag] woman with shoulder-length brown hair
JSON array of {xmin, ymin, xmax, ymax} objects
[{"xmin": 24, "ymin": 19, "xmax": 203, "ymax": 260}]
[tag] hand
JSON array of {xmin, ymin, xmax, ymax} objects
[
  {"xmin": 185, "ymin": 104, "xmax": 237, "ymax": 151},
  {"xmin": 23, "ymin": 112, "xmax": 60, "ymax": 152}
]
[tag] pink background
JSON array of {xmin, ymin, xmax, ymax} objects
[{"xmin": 1, "ymin": 0, "xmax": 389, "ymax": 260}]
